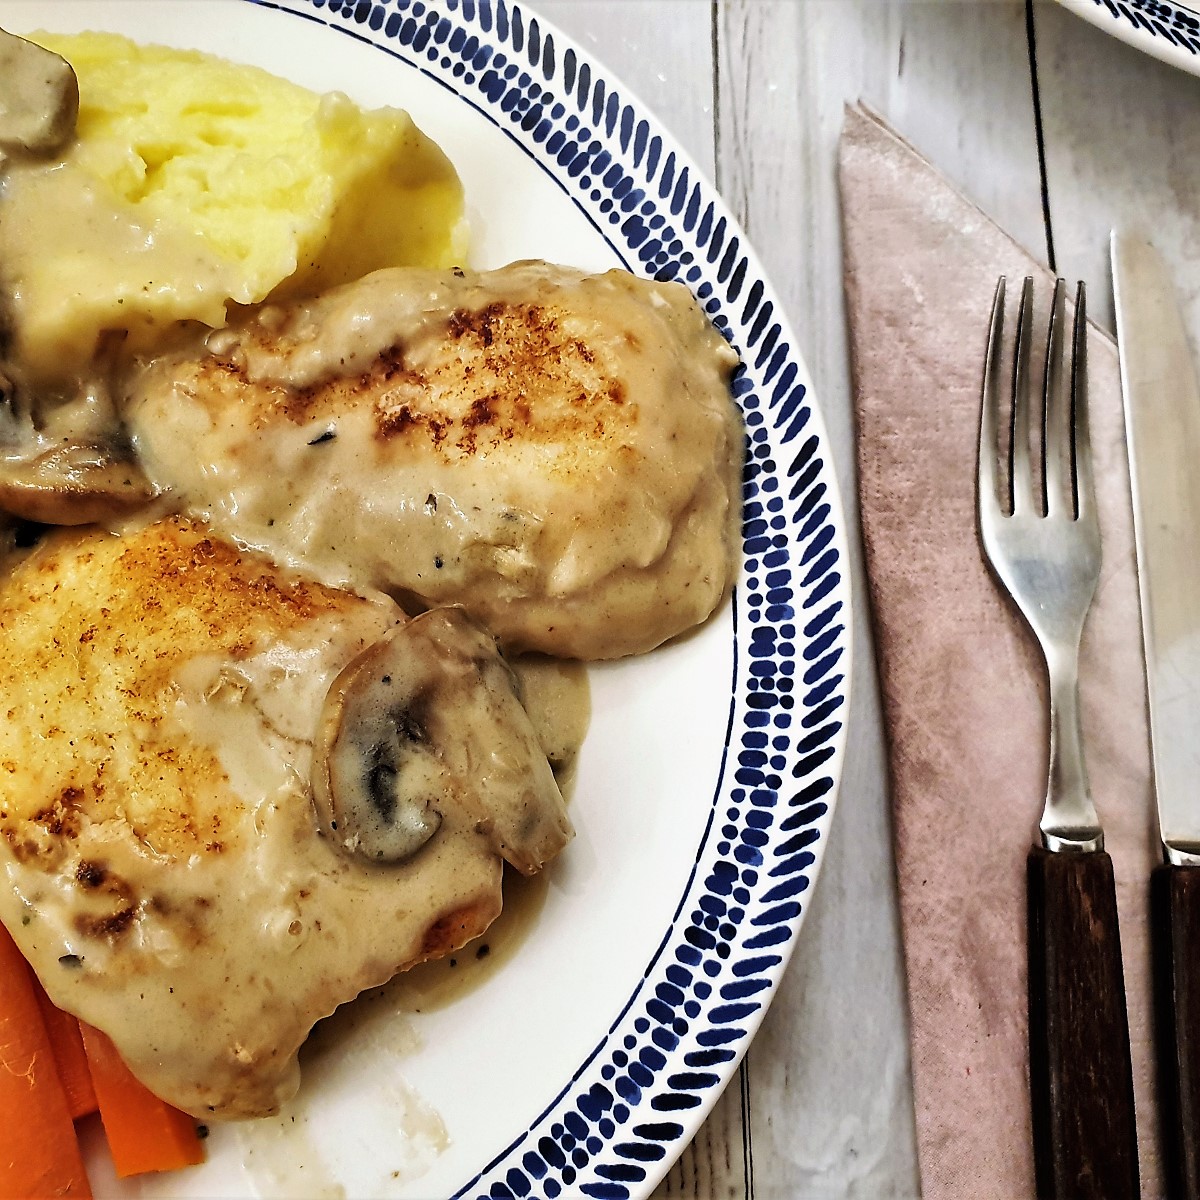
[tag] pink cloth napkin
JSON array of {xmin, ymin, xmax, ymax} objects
[{"xmin": 838, "ymin": 103, "xmax": 1161, "ymax": 1198}]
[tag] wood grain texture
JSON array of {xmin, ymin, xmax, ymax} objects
[
  {"xmin": 655, "ymin": 1064, "xmax": 751, "ymax": 1199},
  {"xmin": 1152, "ymin": 864, "xmax": 1200, "ymax": 1200},
  {"xmin": 714, "ymin": 3, "xmax": 1046, "ymax": 1197},
  {"xmin": 1027, "ymin": 847, "xmax": 1140, "ymax": 1200},
  {"xmin": 1032, "ymin": 6, "xmax": 1200, "ymax": 1194},
  {"xmin": 712, "ymin": 4, "xmax": 919, "ymax": 1195},
  {"xmin": 533, "ymin": 0, "xmax": 716, "ymax": 177},
  {"xmin": 1034, "ymin": 0, "xmax": 1200, "ymax": 339}
]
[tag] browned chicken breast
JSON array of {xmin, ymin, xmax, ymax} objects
[
  {"xmin": 0, "ymin": 516, "xmax": 571, "ymax": 1118},
  {"xmin": 124, "ymin": 261, "xmax": 744, "ymax": 659}
]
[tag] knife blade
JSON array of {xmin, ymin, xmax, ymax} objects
[{"xmin": 1112, "ymin": 231, "xmax": 1200, "ymax": 1200}]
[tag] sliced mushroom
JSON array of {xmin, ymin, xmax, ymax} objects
[
  {"xmin": 0, "ymin": 441, "xmax": 157, "ymax": 525},
  {"xmin": 312, "ymin": 607, "xmax": 573, "ymax": 871},
  {"xmin": 314, "ymin": 651, "xmax": 446, "ymax": 863},
  {"xmin": 0, "ymin": 374, "xmax": 157, "ymax": 525},
  {"xmin": 0, "ymin": 28, "xmax": 78, "ymax": 157}
]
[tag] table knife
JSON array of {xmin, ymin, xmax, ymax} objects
[{"xmin": 1112, "ymin": 231, "xmax": 1200, "ymax": 1200}]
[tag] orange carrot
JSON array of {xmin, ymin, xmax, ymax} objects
[
  {"xmin": 0, "ymin": 923, "xmax": 92, "ymax": 1199},
  {"xmin": 78, "ymin": 1022, "xmax": 205, "ymax": 1178},
  {"xmin": 33, "ymin": 984, "xmax": 97, "ymax": 1121}
]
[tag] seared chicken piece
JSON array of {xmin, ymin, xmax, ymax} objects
[
  {"xmin": 0, "ymin": 517, "xmax": 571, "ymax": 1117},
  {"xmin": 125, "ymin": 261, "xmax": 744, "ymax": 659}
]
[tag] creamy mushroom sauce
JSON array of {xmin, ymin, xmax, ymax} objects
[
  {"xmin": 0, "ymin": 156, "xmax": 173, "ymax": 522},
  {"xmin": 0, "ymin": 153, "xmax": 238, "ymax": 381}
]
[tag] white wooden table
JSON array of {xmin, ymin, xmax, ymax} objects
[{"xmin": 531, "ymin": 3, "xmax": 1200, "ymax": 1196}]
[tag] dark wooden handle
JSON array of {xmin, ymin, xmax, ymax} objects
[
  {"xmin": 1027, "ymin": 846, "xmax": 1140, "ymax": 1200},
  {"xmin": 1151, "ymin": 863, "xmax": 1200, "ymax": 1200}
]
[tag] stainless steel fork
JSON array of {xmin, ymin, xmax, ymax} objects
[
  {"xmin": 978, "ymin": 277, "xmax": 1139, "ymax": 1200},
  {"xmin": 979, "ymin": 276, "xmax": 1103, "ymax": 853}
]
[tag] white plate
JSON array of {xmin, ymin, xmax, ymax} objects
[
  {"xmin": 1055, "ymin": 0, "xmax": 1200, "ymax": 75},
  {"xmin": 0, "ymin": 2, "xmax": 850, "ymax": 1197}
]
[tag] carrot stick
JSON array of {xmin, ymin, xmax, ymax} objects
[
  {"xmin": 78, "ymin": 1022, "xmax": 205, "ymax": 1178},
  {"xmin": 33, "ymin": 985, "xmax": 97, "ymax": 1121},
  {"xmin": 0, "ymin": 923, "xmax": 92, "ymax": 1199}
]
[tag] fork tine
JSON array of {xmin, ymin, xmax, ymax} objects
[
  {"xmin": 978, "ymin": 276, "xmax": 1006, "ymax": 519},
  {"xmin": 1044, "ymin": 279, "xmax": 1071, "ymax": 518},
  {"xmin": 1011, "ymin": 277, "xmax": 1036, "ymax": 515},
  {"xmin": 1071, "ymin": 282, "xmax": 1095, "ymax": 525}
]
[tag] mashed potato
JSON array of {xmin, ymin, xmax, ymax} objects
[{"xmin": 0, "ymin": 32, "xmax": 468, "ymax": 383}]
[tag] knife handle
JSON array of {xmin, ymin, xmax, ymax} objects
[
  {"xmin": 1027, "ymin": 846, "xmax": 1140, "ymax": 1200},
  {"xmin": 1151, "ymin": 863, "xmax": 1200, "ymax": 1200}
]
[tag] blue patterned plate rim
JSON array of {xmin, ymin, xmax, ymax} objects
[
  {"xmin": 273, "ymin": 5, "xmax": 850, "ymax": 1194},
  {"xmin": 1054, "ymin": 0, "xmax": 1200, "ymax": 74},
  {"xmin": 5, "ymin": 1, "xmax": 853, "ymax": 1196}
]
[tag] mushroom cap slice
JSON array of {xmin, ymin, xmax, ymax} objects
[
  {"xmin": 312, "ymin": 606, "xmax": 573, "ymax": 872},
  {"xmin": 0, "ymin": 442, "xmax": 157, "ymax": 525},
  {"xmin": 0, "ymin": 29, "xmax": 79, "ymax": 156}
]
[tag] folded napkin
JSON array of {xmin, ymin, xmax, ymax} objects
[{"xmin": 839, "ymin": 104, "xmax": 1160, "ymax": 1198}]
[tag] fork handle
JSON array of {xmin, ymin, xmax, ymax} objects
[
  {"xmin": 1151, "ymin": 863, "xmax": 1200, "ymax": 1200},
  {"xmin": 1027, "ymin": 846, "xmax": 1140, "ymax": 1200}
]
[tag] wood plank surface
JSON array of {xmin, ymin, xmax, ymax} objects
[
  {"xmin": 1035, "ymin": 0, "xmax": 1200, "ymax": 335},
  {"xmin": 712, "ymin": 5, "xmax": 1043, "ymax": 1197}
]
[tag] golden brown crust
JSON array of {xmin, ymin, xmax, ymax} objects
[
  {"xmin": 413, "ymin": 895, "xmax": 502, "ymax": 963},
  {"xmin": 184, "ymin": 297, "xmax": 637, "ymax": 463},
  {"xmin": 0, "ymin": 517, "xmax": 363, "ymax": 858}
]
